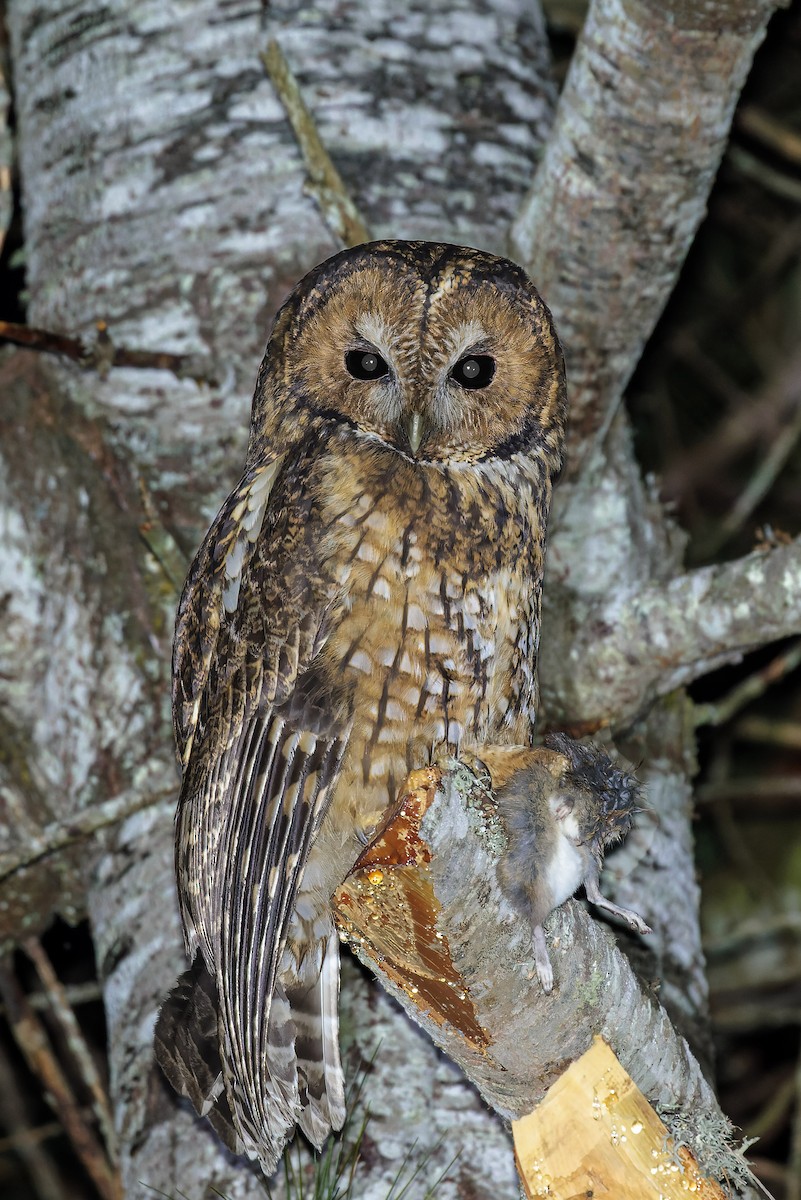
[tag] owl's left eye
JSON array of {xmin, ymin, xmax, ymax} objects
[
  {"xmin": 345, "ymin": 349, "xmax": 390, "ymax": 380},
  {"xmin": 451, "ymin": 355, "xmax": 495, "ymax": 389}
]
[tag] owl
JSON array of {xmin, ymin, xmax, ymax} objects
[{"xmin": 154, "ymin": 241, "xmax": 567, "ymax": 1173}]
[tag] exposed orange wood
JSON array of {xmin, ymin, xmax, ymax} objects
[{"xmin": 333, "ymin": 766, "xmax": 491, "ymax": 1051}]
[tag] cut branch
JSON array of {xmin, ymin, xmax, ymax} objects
[
  {"xmin": 513, "ymin": 1038, "xmax": 729, "ymax": 1200},
  {"xmin": 333, "ymin": 764, "xmax": 759, "ymax": 1198}
]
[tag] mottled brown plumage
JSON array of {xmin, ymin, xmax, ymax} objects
[{"xmin": 155, "ymin": 241, "xmax": 566, "ymax": 1172}]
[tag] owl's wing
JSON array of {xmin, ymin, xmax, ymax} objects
[
  {"xmin": 156, "ymin": 458, "xmax": 350, "ymax": 1171},
  {"xmin": 171, "ymin": 456, "xmax": 288, "ymax": 768}
]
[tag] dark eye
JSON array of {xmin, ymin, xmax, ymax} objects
[
  {"xmin": 345, "ymin": 349, "xmax": 389, "ymax": 380},
  {"xmin": 451, "ymin": 355, "xmax": 495, "ymax": 389}
]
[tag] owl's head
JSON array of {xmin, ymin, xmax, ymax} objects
[{"xmin": 252, "ymin": 241, "xmax": 566, "ymax": 472}]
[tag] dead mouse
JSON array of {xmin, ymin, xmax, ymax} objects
[{"xmin": 492, "ymin": 733, "xmax": 651, "ymax": 992}]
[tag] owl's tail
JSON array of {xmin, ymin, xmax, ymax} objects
[
  {"xmin": 154, "ymin": 936, "xmax": 346, "ymax": 1176},
  {"xmin": 154, "ymin": 953, "xmax": 244, "ymax": 1157},
  {"xmin": 283, "ymin": 931, "xmax": 347, "ymax": 1147}
]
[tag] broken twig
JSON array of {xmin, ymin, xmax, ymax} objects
[
  {"xmin": 0, "ymin": 962, "xmax": 121, "ymax": 1200},
  {"xmin": 0, "ymin": 783, "xmax": 174, "ymax": 882},
  {"xmin": 0, "ymin": 319, "xmax": 216, "ymax": 384},
  {"xmin": 261, "ymin": 39, "xmax": 371, "ymax": 249}
]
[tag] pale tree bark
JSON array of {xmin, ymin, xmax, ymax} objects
[
  {"xmin": 513, "ymin": 0, "xmax": 787, "ymax": 1067},
  {"xmin": 0, "ymin": 0, "xmax": 794, "ymax": 1197},
  {"xmin": 511, "ymin": 0, "xmax": 783, "ymax": 449},
  {"xmin": 3, "ymin": 2, "xmax": 554, "ymax": 1197}
]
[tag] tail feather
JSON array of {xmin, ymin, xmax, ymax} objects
[
  {"xmin": 264, "ymin": 981, "xmax": 300, "ymax": 1110},
  {"xmin": 291, "ymin": 932, "xmax": 346, "ymax": 1148},
  {"xmin": 154, "ymin": 954, "xmax": 243, "ymax": 1155},
  {"xmin": 154, "ymin": 944, "xmax": 346, "ymax": 1173},
  {"xmin": 319, "ymin": 933, "xmax": 346, "ymax": 1128}
]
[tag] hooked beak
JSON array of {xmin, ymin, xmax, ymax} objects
[{"xmin": 406, "ymin": 411, "xmax": 426, "ymax": 456}]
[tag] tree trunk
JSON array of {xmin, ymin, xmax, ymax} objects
[{"xmin": 4, "ymin": 1, "xmax": 555, "ymax": 1195}]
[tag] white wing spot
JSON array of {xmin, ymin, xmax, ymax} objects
[
  {"xmin": 298, "ymin": 730, "xmax": 316, "ymax": 755},
  {"xmin": 357, "ymin": 540, "xmax": 382, "ymax": 564},
  {"xmin": 221, "ymin": 458, "xmax": 284, "ymax": 613},
  {"xmin": 222, "ymin": 575, "xmax": 242, "ymax": 614},
  {"xmin": 447, "ymin": 720, "xmax": 463, "ymax": 748},
  {"xmin": 224, "ymin": 539, "xmax": 246, "ymax": 580},
  {"xmin": 365, "ymin": 509, "xmax": 389, "ymax": 532}
]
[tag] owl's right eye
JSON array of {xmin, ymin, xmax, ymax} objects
[{"xmin": 345, "ymin": 349, "xmax": 390, "ymax": 380}]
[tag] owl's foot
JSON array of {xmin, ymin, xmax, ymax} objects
[{"xmin": 459, "ymin": 743, "xmax": 571, "ymax": 792}]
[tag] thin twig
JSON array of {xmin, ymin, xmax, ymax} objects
[
  {"xmin": 786, "ymin": 1038, "xmax": 801, "ymax": 1200},
  {"xmin": 0, "ymin": 1118, "xmax": 69, "ymax": 1155},
  {"xmin": 673, "ymin": 216, "xmax": 801, "ymax": 360},
  {"xmin": 0, "ymin": 63, "xmax": 10, "ymax": 263},
  {"xmin": 746, "ymin": 1073, "xmax": 796, "ymax": 1144},
  {"xmin": 23, "ymin": 938, "xmax": 118, "ymax": 1165},
  {"xmin": 703, "ymin": 741, "xmax": 776, "ymax": 902},
  {"xmin": 727, "ymin": 144, "xmax": 801, "ymax": 206},
  {"xmin": 695, "ymin": 638, "xmax": 801, "ymax": 729},
  {"xmin": 663, "ymin": 343, "xmax": 801, "ymax": 505},
  {"xmin": 0, "ymin": 962, "xmax": 122, "ymax": 1200},
  {"xmin": 737, "ymin": 105, "xmax": 801, "ymax": 168},
  {"xmin": 1, "ymin": 981, "xmax": 103, "ymax": 1019},
  {"xmin": 705, "ymin": 400, "xmax": 801, "ymax": 555},
  {"xmin": 697, "ymin": 776, "xmax": 801, "ymax": 805},
  {"xmin": 261, "ymin": 39, "xmax": 372, "ymax": 249},
  {"xmin": 735, "ymin": 715, "xmax": 801, "ymax": 750},
  {"xmin": 0, "ymin": 784, "xmax": 175, "ymax": 882},
  {"xmin": 0, "ymin": 319, "xmax": 216, "ymax": 384},
  {"xmin": 0, "ymin": 1045, "xmax": 67, "ymax": 1200},
  {"xmin": 705, "ymin": 912, "xmax": 801, "ymax": 957},
  {"xmin": 749, "ymin": 1159, "xmax": 788, "ymax": 1197},
  {"xmin": 712, "ymin": 1003, "xmax": 801, "ymax": 1034},
  {"xmin": 696, "ymin": 779, "xmax": 801, "ymax": 829}
]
